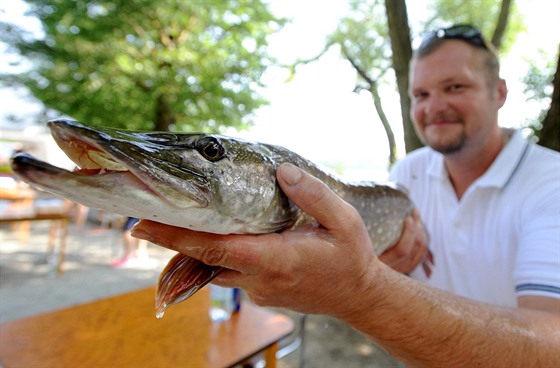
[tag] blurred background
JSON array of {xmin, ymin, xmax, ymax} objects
[
  {"xmin": 0, "ymin": 1, "xmax": 558, "ymax": 366},
  {"xmin": 1, "ymin": 0, "xmax": 558, "ymax": 181}
]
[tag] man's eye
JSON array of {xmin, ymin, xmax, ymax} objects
[
  {"xmin": 449, "ymin": 84, "xmax": 464, "ymax": 92},
  {"xmin": 413, "ymin": 92, "xmax": 428, "ymax": 100}
]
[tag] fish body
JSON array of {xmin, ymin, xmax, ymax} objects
[{"xmin": 11, "ymin": 119, "xmax": 413, "ymax": 316}]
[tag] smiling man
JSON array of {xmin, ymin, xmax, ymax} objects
[
  {"xmin": 389, "ymin": 25, "xmax": 560, "ymax": 312},
  {"xmin": 133, "ymin": 25, "xmax": 560, "ymax": 366}
]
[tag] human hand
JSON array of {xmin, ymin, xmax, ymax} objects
[
  {"xmin": 132, "ymin": 163, "xmax": 382, "ymax": 317},
  {"xmin": 378, "ymin": 209, "xmax": 433, "ymax": 278}
]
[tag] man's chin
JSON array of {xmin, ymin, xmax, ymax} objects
[
  {"xmin": 430, "ymin": 141, "xmax": 465, "ymax": 155},
  {"xmin": 423, "ymin": 129, "xmax": 467, "ymax": 155}
]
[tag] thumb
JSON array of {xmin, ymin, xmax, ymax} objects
[{"xmin": 276, "ymin": 163, "xmax": 359, "ymax": 232}]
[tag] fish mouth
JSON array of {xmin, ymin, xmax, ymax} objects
[
  {"xmin": 11, "ymin": 119, "xmax": 211, "ymax": 209},
  {"xmin": 10, "ymin": 152, "xmax": 155, "ymax": 203},
  {"xmin": 50, "ymin": 121, "xmax": 169, "ymax": 203},
  {"xmin": 10, "ymin": 121, "xmax": 223, "ymax": 317}
]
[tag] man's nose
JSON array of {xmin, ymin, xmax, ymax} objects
[{"xmin": 424, "ymin": 94, "xmax": 448, "ymax": 115}]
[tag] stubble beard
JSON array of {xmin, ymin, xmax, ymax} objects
[
  {"xmin": 428, "ymin": 131, "xmax": 468, "ymax": 154},
  {"xmin": 418, "ymin": 118, "xmax": 468, "ymax": 155}
]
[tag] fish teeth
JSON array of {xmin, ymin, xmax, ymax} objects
[{"xmin": 88, "ymin": 151, "xmax": 128, "ymax": 171}]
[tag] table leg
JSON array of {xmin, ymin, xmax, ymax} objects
[
  {"xmin": 47, "ymin": 220, "xmax": 57, "ymax": 255},
  {"xmin": 264, "ymin": 342, "xmax": 278, "ymax": 368},
  {"xmin": 57, "ymin": 218, "xmax": 69, "ymax": 275}
]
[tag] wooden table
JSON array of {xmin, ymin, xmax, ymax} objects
[{"xmin": 0, "ymin": 286, "xmax": 295, "ymax": 368}]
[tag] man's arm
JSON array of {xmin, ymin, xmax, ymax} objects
[
  {"xmin": 133, "ymin": 164, "xmax": 560, "ymax": 367},
  {"xmin": 519, "ymin": 295, "xmax": 560, "ymax": 315},
  {"xmin": 343, "ymin": 263, "xmax": 559, "ymax": 367}
]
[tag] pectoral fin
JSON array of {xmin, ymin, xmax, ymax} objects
[{"xmin": 155, "ymin": 253, "xmax": 223, "ymax": 318}]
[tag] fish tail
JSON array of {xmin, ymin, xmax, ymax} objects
[{"xmin": 155, "ymin": 253, "xmax": 223, "ymax": 318}]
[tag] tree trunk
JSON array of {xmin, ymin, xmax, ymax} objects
[
  {"xmin": 537, "ymin": 48, "xmax": 560, "ymax": 152},
  {"xmin": 491, "ymin": 0, "xmax": 512, "ymax": 49},
  {"xmin": 155, "ymin": 94, "xmax": 175, "ymax": 131},
  {"xmin": 384, "ymin": 0, "xmax": 423, "ymax": 153}
]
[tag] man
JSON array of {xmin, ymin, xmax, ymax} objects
[
  {"xmin": 132, "ymin": 25, "xmax": 559, "ymax": 366},
  {"xmin": 388, "ymin": 24, "xmax": 559, "ymax": 309}
]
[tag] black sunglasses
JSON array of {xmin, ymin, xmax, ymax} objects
[{"xmin": 419, "ymin": 24, "xmax": 489, "ymax": 51}]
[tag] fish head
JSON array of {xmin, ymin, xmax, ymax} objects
[{"xmin": 11, "ymin": 119, "xmax": 300, "ymax": 234}]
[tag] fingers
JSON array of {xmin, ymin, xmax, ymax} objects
[
  {"xmin": 277, "ymin": 164, "xmax": 363, "ymax": 235},
  {"xmin": 131, "ymin": 220, "xmax": 273, "ymax": 274},
  {"xmin": 388, "ymin": 241, "xmax": 427, "ymax": 275},
  {"xmin": 378, "ymin": 216, "xmax": 416, "ymax": 267},
  {"xmin": 422, "ymin": 249, "xmax": 435, "ymax": 278},
  {"xmin": 378, "ymin": 209, "xmax": 433, "ymax": 276}
]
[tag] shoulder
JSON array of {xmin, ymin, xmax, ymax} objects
[
  {"xmin": 527, "ymin": 142, "xmax": 560, "ymax": 168},
  {"xmin": 518, "ymin": 141, "xmax": 559, "ymax": 190}
]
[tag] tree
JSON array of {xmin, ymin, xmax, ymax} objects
[
  {"xmin": 295, "ymin": 0, "xmax": 415, "ymax": 165},
  {"xmin": 538, "ymin": 49, "xmax": 560, "ymax": 151},
  {"xmin": 524, "ymin": 45, "xmax": 560, "ymax": 151},
  {"xmin": 384, "ymin": 0, "xmax": 420, "ymax": 154},
  {"xmin": 331, "ymin": 0, "xmax": 399, "ymax": 165},
  {"xmin": 0, "ymin": 0, "xmax": 285, "ymax": 132}
]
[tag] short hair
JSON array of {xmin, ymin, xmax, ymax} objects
[{"xmin": 414, "ymin": 24, "xmax": 501, "ymax": 86}]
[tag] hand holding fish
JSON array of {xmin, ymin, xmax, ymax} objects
[
  {"xmin": 132, "ymin": 163, "xmax": 427, "ymax": 316},
  {"xmin": 135, "ymin": 161, "xmax": 560, "ymax": 368},
  {"xmin": 10, "ymin": 119, "xmax": 420, "ymax": 316},
  {"xmin": 378, "ymin": 209, "xmax": 433, "ymax": 277},
  {"xmin": 11, "ymin": 119, "xmax": 557, "ymax": 367}
]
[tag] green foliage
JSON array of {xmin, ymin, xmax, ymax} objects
[
  {"xmin": 523, "ymin": 51, "xmax": 556, "ymax": 102},
  {"xmin": 1, "ymin": 0, "xmax": 285, "ymax": 131},
  {"xmin": 331, "ymin": 0, "xmax": 392, "ymax": 84},
  {"xmin": 522, "ymin": 49, "xmax": 557, "ymax": 131},
  {"xmin": 327, "ymin": 0, "xmax": 400, "ymax": 165}
]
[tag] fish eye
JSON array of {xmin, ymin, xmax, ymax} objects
[{"xmin": 197, "ymin": 137, "xmax": 225, "ymax": 162}]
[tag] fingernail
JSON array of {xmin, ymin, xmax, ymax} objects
[
  {"xmin": 406, "ymin": 216, "xmax": 414, "ymax": 227},
  {"xmin": 279, "ymin": 163, "xmax": 302, "ymax": 186},
  {"xmin": 131, "ymin": 223, "xmax": 150, "ymax": 241}
]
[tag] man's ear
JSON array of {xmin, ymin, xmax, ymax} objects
[{"xmin": 496, "ymin": 78, "xmax": 508, "ymax": 108}]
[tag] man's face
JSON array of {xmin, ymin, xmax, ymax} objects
[{"xmin": 409, "ymin": 40, "xmax": 506, "ymax": 155}]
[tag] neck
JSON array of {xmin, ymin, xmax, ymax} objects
[{"xmin": 444, "ymin": 128, "xmax": 509, "ymax": 199}]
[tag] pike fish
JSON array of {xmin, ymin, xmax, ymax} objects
[{"xmin": 10, "ymin": 119, "xmax": 414, "ymax": 317}]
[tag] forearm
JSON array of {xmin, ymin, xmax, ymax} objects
[{"xmin": 343, "ymin": 262, "xmax": 560, "ymax": 367}]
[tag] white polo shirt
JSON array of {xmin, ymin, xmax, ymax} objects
[{"xmin": 389, "ymin": 130, "xmax": 560, "ymax": 307}]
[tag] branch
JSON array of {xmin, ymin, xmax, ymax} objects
[
  {"xmin": 371, "ymin": 83, "xmax": 397, "ymax": 166},
  {"xmin": 340, "ymin": 45, "xmax": 396, "ymax": 166},
  {"xmin": 340, "ymin": 44, "xmax": 377, "ymax": 87},
  {"xmin": 273, "ymin": 40, "xmax": 336, "ymax": 70}
]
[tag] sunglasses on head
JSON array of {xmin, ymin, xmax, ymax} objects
[{"xmin": 419, "ymin": 24, "xmax": 489, "ymax": 51}]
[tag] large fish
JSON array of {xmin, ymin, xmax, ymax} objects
[{"xmin": 10, "ymin": 119, "xmax": 414, "ymax": 317}]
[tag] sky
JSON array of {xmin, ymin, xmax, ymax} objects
[{"xmin": 1, "ymin": 0, "xmax": 559, "ymax": 181}]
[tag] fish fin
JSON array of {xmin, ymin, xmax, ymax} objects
[{"xmin": 155, "ymin": 253, "xmax": 222, "ymax": 318}]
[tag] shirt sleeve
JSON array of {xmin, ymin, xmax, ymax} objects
[{"xmin": 514, "ymin": 169, "xmax": 560, "ymax": 299}]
